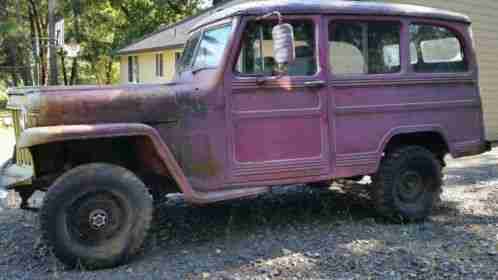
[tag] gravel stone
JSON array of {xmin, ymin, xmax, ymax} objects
[{"xmin": 1, "ymin": 150, "xmax": 498, "ymax": 279}]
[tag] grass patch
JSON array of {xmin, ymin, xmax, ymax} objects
[
  {"xmin": 0, "ymin": 110, "xmax": 10, "ymax": 117},
  {"xmin": 0, "ymin": 110, "xmax": 12, "ymax": 130}
]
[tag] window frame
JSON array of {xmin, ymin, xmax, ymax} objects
[
  {"xmin": 407, "ymin": 20, "xmax": 470, "ymax": 75},
  {"xmin": 327, "ymin": 16, "xmax": 405, "ymax": 79},
  {"xmin": 177, "ymin": 31, "xmax": 202, "ymax": 74},
  {"xmin": 192, "ymin": 22, "xmax": 234, "ymax": 71},
  {"xmin": 232, "ymin": 15, "xmax": 321, "ymax": 78},
  {"xmin": 128, "ymin": 55, "xmax": 140, "ymax": 83},
  {"xmin": 128, "ymin": 56, "xmax": 133, "ymax": 83},
  {"xmin": 155, "ymin": 53, "xmax": 164, "ymax": 77},
  {"xmin": 177, "ymin": 18, "xmax": 234, "ymax": 74}
]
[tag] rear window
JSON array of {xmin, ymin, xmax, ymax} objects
[{"xmin": 410, "ymin": 24, "xmax": 467, "ymax": 73}]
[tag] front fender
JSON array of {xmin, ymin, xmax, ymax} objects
[
  {"xmin": 19, "ymin": 123, "xmax": 269, "ymax": 204},
  {"xmin": 18, "ymin": 123, "xmax": 160, "ymax": 149},
  {"xmin": 18, "ymin": 123, "xmax": 199, "ymax": 201}
]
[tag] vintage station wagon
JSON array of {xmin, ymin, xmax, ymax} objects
[{"xmin": 1, "ymin": 0, "xmax": 490, "ymax": 269}]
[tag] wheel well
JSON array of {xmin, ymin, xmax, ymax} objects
[
  {"xmin": 384, "ymin": 132, "xmax": 449, "ymax": 161},
  {"xmin": 29, "ymin": 137, "xmax": 180, "ymax": 193}
]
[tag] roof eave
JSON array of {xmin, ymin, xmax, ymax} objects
[{"xmin": 116, "ymin": 44, "xmax": 185, "ymax": 56}]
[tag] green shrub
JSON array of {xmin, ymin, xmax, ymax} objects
[{"xmin": 0, "ymin": 84, "xmax": 7, "ymax": 110}]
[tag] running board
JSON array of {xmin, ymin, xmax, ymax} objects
[{"xmin": 187, "ymin": 186, "xmax": 270, "ymax": 204}]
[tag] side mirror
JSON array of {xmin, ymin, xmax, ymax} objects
[{"xmin": 272, "ymin": 23, "xmax": 295, "ymax": 71}]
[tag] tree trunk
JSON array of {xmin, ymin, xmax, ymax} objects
[
  {"xmin": 60, "ymin": 51, "xmax": 68, "ymax": 85},
  {"xmin": 69, "ymin": 2, "xmax": 81, "ymax": 85},
  {"xmin": 48, "ymin": 0, "xmax": 58, "ymax": 85},
  {"xmin": 105, "ymin": 58, "xmax": 113, "ymax": 84},
  {"xmin": 70, "ymin": 58, "xmax": 78, "ymax": 85},
  {"xmin": 28, "ymin": 0, "xmax": 47, "ymax": 85},
  {"xmin": 28, "ymin": 6, "xmax": 39, "ymax": 86},
  {"xmin": 6, "ymin": 40, "xmax": 19, "ymax": 87},
  {"xmin": 21, "ymin": 55, "xmax": 34, "ymax": 86}
]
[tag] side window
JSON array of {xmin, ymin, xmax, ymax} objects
[
  {"xmin": 235, "ymin": 20, "xmax": 317, "ymax": 76},
  {"xmin": 193, "ymin": 24, "xmax": 232, "ymax": 69},
  {"xmin": 410, "ymin": 24, "xmax": 467, "ymax": 73},
  {"xmin": 329, "ymin": 21, "xmax": 401, "ymax": 75}
]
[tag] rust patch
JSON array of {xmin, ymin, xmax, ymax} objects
[{"xmin": 178, "ymin": 134, "xmax": 220, "ymax": 179}]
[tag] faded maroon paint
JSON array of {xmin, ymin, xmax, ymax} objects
[
  {"xmin": 17, "ymin": 1, "xmax": 489, "ymax": 204},
  {"xmin": 193, "ymin": 0, "xmax": 470, "ymax": 31}
]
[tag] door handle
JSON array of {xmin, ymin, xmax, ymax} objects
[{"xmin": 304, "ymin": 80, "xmax": 326, "ymax": 88}]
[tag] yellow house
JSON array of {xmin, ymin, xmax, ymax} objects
[
  {"xmin": 117, "ymin": 22, "xmax": 188, "ymax": 83},
  {"xmin": 116, "ymin": 0, "xmax": 250, "ymax": 83},
  {"xmin": 118, "ymin": 0, "xmax": 498, "ymax": 140}
]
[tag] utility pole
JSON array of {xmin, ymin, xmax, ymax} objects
[{"xmin": 48, "ymin": 0, "xmax": 58, "ymax": 85}]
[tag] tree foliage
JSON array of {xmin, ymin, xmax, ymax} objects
[{"xmin": 0, "ymin": 0, "xmax": 203, "ymax": 87}]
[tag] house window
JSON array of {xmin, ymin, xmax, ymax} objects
[
  {"xmin": 128, "ymin": 56, "xmax": 139, "ymax": 83},
  {"xmin": 155, "ymin": 53, "xmax": 164, "ymax": 77},
  {"xmin": 329, "ymin": 21, "xmax": 401, "ymax": 75},
  {"xmin": 410, "ymin": 24, "xmax": 467, "ymax": 73}
]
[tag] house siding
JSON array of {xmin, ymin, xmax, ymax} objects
[
  {"xmin": 120, "ymin": 56, "xmax": 128, "ymax": 84},
  {"xmin": 120, "ymin": 48, "xmax": 183, "ymax": 84}
]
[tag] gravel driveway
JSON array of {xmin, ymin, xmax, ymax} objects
[{"xmin": 0, "ymin": 138, "xmax": 497, "ymax": 279}]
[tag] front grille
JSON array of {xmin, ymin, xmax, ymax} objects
[{"xmin": 11, "ymin": 109, "xmax": 33, "ymax": 166}]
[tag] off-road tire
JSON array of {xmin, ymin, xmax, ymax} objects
[
  {"xmin": 371, "ymin": 146, "xmax": 442, "ymax": 222},
  {"xmin": 40, "ymin": 163, "xmax": 153, "ymax": 269}
]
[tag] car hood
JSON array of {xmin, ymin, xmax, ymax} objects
[{"xmin": 9, "ymin": 84, "xmax": 193, "ymax": 128}]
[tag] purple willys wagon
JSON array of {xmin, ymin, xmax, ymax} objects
[{"xmin": 1, "ymin": 0, "xmax": 490, "ymax": 269}]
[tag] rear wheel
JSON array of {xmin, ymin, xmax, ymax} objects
[
  {"xmin": 371, "ymin": 146, "xmax": 442, "ymax": 222},
  {"xmin": 40, "ymin": 163, "xmax": 153, "ymax": 269}
]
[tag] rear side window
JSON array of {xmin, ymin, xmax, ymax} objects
[
  {"xmin": 329, "ymin": 21, "xmax": 401, "ymax": 75},
  {"xmin": 410, "ymin": 24, "xmax": 467, "ymax": 73}
]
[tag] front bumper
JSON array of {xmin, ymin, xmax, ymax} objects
[{"xmin": 0, "ymin": 159, "xmax": 33, "ymax": 190}]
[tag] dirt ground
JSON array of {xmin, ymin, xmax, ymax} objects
[{"xmin": 0, "ymin": 129, "xmax": 497, "ymax": 279}]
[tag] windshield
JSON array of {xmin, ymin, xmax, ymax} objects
[{"xmin": 177, "ymin": 23, "xmax": 232, "ymax": 73}]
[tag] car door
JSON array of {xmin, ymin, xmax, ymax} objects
[{"xmin": 224, "ymin": 15, "xmax": 332, "ymax": 185}]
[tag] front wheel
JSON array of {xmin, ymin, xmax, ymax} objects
[
  {"xmin": 40, "ymin": 163, "xmax": 153, "ymax": 269},
  {"xmin": 371, "ymin": 146, "xmax": 442, "ymax": 222}
]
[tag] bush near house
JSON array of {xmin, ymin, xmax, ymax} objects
[{"xmin": 0, "ymin": 84, "xmax": 7, "ymax": 110}]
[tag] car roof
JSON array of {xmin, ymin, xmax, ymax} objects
[{"xmin": 193, "ymin": 0, "xmax": 471, "ymax": 31}]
